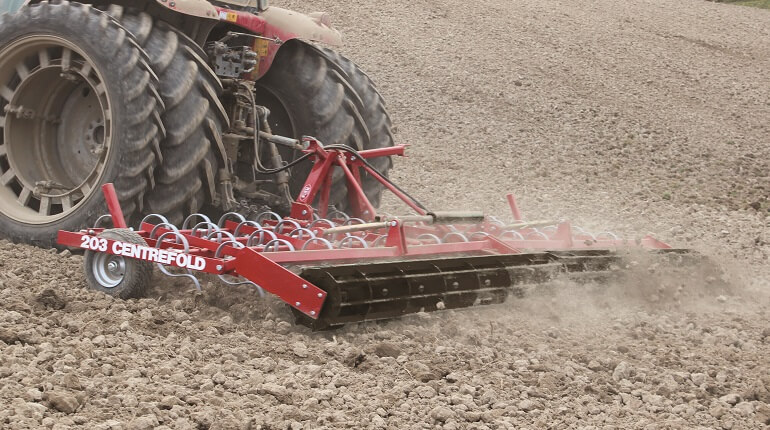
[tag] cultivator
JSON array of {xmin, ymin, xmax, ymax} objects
[{"xmin": 58, "ymin": 137, "xmax": 682, "ymax": 329}]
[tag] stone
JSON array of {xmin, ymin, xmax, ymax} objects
[
  {"xmin": 292, "ymin": 342, "xmax": 309, "ymax": 358},
  {"xmin": 612, "ymin": 361, "xmax": 632, "ymax": 381},
  {"xmin": 719, "ymin": 393, "xmax": 741, "ymax": 406},
  {"xmin": 732, "ymin": 402, "xmax": 754, "ymax": 417},
  {"xmin": 620, "ymin": 393, "xmax": 642, "ymax": 410},
  {"xmin": 415, "ymin": 385, "xmax": 437, "ymax": 398},
  {"xmin": 690, "ymin": 373, "xmax": 707, "ymax": 386},
  {"xmin": 429, "ymin": 406, "xmax": 455, "ymax": 422},
  {"xmin": 710, "ymin": 403, "xmax": 728, "ymax": 419},
  {"xmin": 587, "ymin": 360, "xmax": 603, "ymax": 371},
  {"xmin": 517, "ymin": 399, "xmax": 538, "ymax": 412},
  {"xmin": 212, "ymin": 372, "xmax": 227, "ymax": 385},
  {"xmin": 46, "ymin": 391, "xmax": 80, "ymax": 414},
  {"xmin": 373, "ymin": 342, "xmax": 401, "ymax": 358},
  {"xmin": 260, "ymin": 383, "xmax": 290, "ymax": 402},
  {"xmin": 276, "ymin": 321, "xmax": 292, "ymax": 334},
  {"xmin": 129, "ymin": 415, "xmax": 159, "ymax": 430}
]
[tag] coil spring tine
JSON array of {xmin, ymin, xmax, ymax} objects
[
  {"xmin": 140, "ymin": 213, "xmax": 170, "ymax": 227},
  {"xmin": 206, "ymin": 229, "xmax": 236, "ymax": 243},
  {"xmin": 93, "ymin": 214, "xmax": 113, "ymax": 229},
  {"xmin": 417, "ymin": 233, "xmax": 442, "ymax": 244},
  {"xmin": 182, "ymin": 213, "xmax": 212, "ymax": 231},
  {"xmin": 487, "ymin": 216, "xmax": 504, "ymax": 226},
  {"xmin": 155, "ymin": 231, "xmax": 200, "ymax": 291},
  {"xmin": 301, "ymin": 237, "xmax": 334, "ymax": 250},
  {"xmin": 597, "ymin": 232, "xmax": 619, "ymax": 240},
  {"xmin": 264, "ymin": 239, "xmax": 295, "ymax": 252},
  {"xmin": 372, "ymin": 236, "xmax": 388, "ymax": 247},
  {"xmin": 469, "ymin": 231, "xmax": 491, "ymax": 241},
  {"xmin": 217, "ymin": 212, "xmax": 246, "ymax": 228},
  {"xmin": 338, "ymin": 235, "xmax": 369, "ymax": 249},
  {"xmin": 256, "ymin": 211, "xmax": 282, "ymax": 224},
  {"xmin": 308, "ymin": 218, "xmax": 336, "ymax": 229},
  {"xmin": 213, "ymin": 240, "xmax": 265, "ymax": 296},
  {"xmin": 191, "ymin": 221, "xmax": 220, "ymax": 238},
  {"xmin": 343, "ymin": 217, "xmax": 365, "ymax": 226},
  {"xmin": 573, "ymin": 226, "xmax": 596, "ymax": 240},
  {"xmin": 150, "ymin": 222, "xmax": 180, "ymax": 240},
  {"xmin": 275, "ymin": 219, "xmax": 301, "ymax": 235},
  {"xmin": 234, "ymin": 220, "xmax": 260, "ymax": 237},
  {"xmin": 525, "ymin": 230, "xmax": 549, "ymax": 240},
  {"xmin": 247, "ymin": 229, "xmax": 277, "ymax": 247},
  {"xmin": 289, "ymin": 228, "xmax": 316, "ymax": 240},
  {"xmin": 442, "ymin": 231, "xmax": 469, "ymax": 243},
  {"xmin": 501, "ymin": 230, "xmax": 525, "ymax": 240},
  {"xmin": 327, "ymin": 209, "xmax": 349, "ymax": 221}
]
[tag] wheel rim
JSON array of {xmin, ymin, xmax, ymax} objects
[
  {"xmin": 92, "ymin": 253, "xmax": 126, "ymax": 288},
  {"xmin": 0, "ymin": 36, "xmax": 113, "ymax": 224}
]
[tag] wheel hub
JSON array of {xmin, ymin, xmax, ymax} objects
[
  {"xmin": 93, "ymin": 253, "xmax": 125, "ymax": 288},
  {"xmin": 0, "ymin": 36, "xmax": 113, "ymax": 224}
]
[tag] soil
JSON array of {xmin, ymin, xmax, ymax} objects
[{"xmin": 1, "ymin": 0, "xmax": 769, "ymax": 428}]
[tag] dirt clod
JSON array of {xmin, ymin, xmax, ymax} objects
[{"xmin": 45, "ymin": 391, "xmax": 80, "ymax": 414}]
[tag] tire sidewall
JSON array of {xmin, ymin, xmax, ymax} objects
[
  {"xmin": 0, "ymin": 4, "xmax": 135, "ymax": 246},
  {"xmin": 83, "ymin": 229, "xmax": 151, "ymax": 299}
]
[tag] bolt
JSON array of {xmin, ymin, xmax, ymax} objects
[
  {"xmin": 484, "ymin": 279, "xmax": 491, "ymax": 287},
  {"xmin": 295, "ymin": 301, "xmax": 301, "ymax": 306},
  {"xmin": 350, "ymin": 156, "xmax": 356, "ymax": 161},
  {"xmin": 107, "ymin": 261, "xmax": 118, "ymax": 272},
  {"xmin": 317, "ymin": 293, "xmax": 323, "ymax": 298},
  {"xmin": 302, "ymin": 284, "xmax": 308, "ymax": 289},
  {"xmin": 382, "ymin": 288, "xmax": 388, "ymax": 296},
  {"xmin": 302, "ymin": 210, "xmax": 307, "ymax": 215},
  {"xmin": 88, "ymin": 229, "xmax": 95, "ymax": 235},
  {"xmin": 452, "ymin": 281, "xmax": 459, "ymax": 289},
  {"xmin": 310, "ymin": 311, "xmax": 316, "ymax": 316},
  {"xmin": 418, "ymin": 285, "xmax": 424, "ymax": 292},
  {"xmin": 216, "ymin": 265, "xmax": 223, "ymax": 271}
]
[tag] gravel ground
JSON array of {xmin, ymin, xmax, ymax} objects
[{"xmin": 1, "ymin": 0, "xmax": 770, "ymax": 428}]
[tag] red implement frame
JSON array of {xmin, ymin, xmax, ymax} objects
[{"xmin": 57, "ymin": 138, "xmax": 671, "ymax": 320}]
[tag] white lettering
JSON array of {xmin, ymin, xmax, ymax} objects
[
  {"xmin": 176, "ymin": 253, "xmax": 189, "ymax": 268},
  {"xmin": 189, "ymin": 256, "xmax": 206, "ymax": 271},
  {"xmin": 112, "ymin": 241, "xmax": 122, "ymax": 254}
]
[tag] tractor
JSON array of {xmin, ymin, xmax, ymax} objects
[{"xmin": 0, "ymin": 0, "xmax": 393, "ymax": 247}]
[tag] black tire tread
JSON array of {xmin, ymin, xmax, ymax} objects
[
  {"xmin": 0, "ymin": 1, "xmax": 162, "ymax": 246},
  {"xmin": 106, "ymin": 6, "xmax": 227, "ymax": 225},
  {"xmin": 255, "ymin": 41, "xmax": 371, "ymax": 206},
  {"xmin": 317, "ymin": 47, "xmax": 396, "ymax": 207}
]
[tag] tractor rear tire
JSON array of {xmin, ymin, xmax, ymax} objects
[
  {"xmin": 254, "ymin": 41, "xmax": 394, "ymax": 212},
  {"xmin": 105, "ymin": 6, "xmax": 228, "ymax": 225},
  {"xmin": 0, "ymin": 2, "xmax": 162, "ymax": 247},
  {"xmin": 318, "ymin": 47, "xmax": 396, "ymax": 208}
]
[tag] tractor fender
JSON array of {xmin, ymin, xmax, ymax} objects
[
  {"xmin": 19, "ymin": 0, "xmax": 219, "ymax": 19},
  {"xmin": 259, "ymin": 7, "xmax": 342, "ymax": 47},
  {"xmin": 154, "ymin": 0, "xmax": 218, "ymax": 20},
  {"xmin": 221, "ymin": 6, "xmax": 342, "ymax": 79}
]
